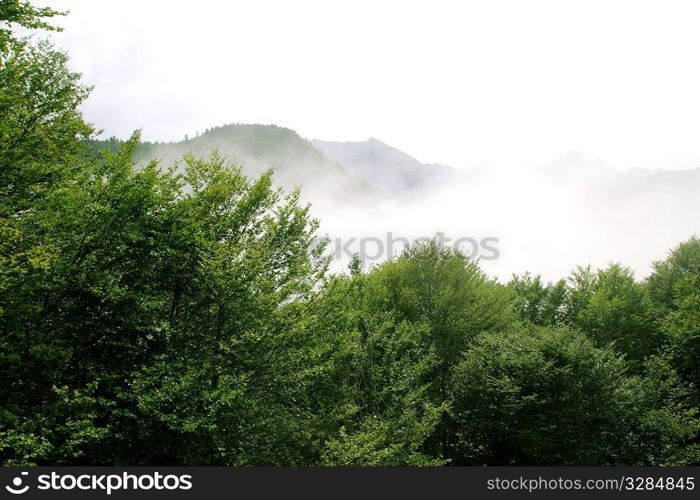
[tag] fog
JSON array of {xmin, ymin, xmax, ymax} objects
[
  {"xmin": 305, "ymin": 146, "xmax": 699, "ymax": 282},
  {"xmin": 40, "ymin": 0, "xmax": 700, "ymax": 283},
  {"xmin": 124, "ymin": 127, "xmax": 699, "ymax": 283},
  {"xmin": 47, "ymin": 0, "xmax": 700, "ymax": 173}
]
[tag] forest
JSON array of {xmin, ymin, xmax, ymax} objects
[{"xmin": 1, "ymin": 1, "xmax": 699, "ymax": 466}]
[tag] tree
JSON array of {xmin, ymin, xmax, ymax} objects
[
  {"xmin": 647, "ymin": 237, "xmax": 700, "ymax": 403},
  {"xmin": 0, "ymin": 134, "xmax": 332, "ymax": 464},
  {"xmin": 311, "ymin": 270, "xmax": 445, "ymax": 466},
  {"xmin": 0, "ymin": 39, "xmax": 92, "ymax": 217},
  {"xmin": 0, "ymin": 3, "xmax": 92, "ymax": 338},
  {"xmin": 449, "ymin": 325, "xmax": 699, "ymax": 465},
  {"xmin": 0, "ymin": 0, "xmax": 64, "ymax": 50},
  {"xmin": 508, "ymin": 272, "xmax": 567, "ymax": 326},
  {"xmin": 622, "ymin": 355, "xmax": 700, "ymax": 465},
  {"xmin": 0, "ymin": 1, "xmax": 96, "ymax": 464},
  {"xmin": 126, "ymin": 152, "xmax": 330, "ymax": 465},
  {"xmin": 566, "ymin": 264, "xmax": 661, "ymax": 366},
  {"xmin": 366, "ymin": 240, "xmax": 513, "ymax": 377},
  {"xmin": 351, "ymin": 240, "xmax": 515, "ymax": 460},
  {"xmin": 1, "ymin": 135, "xmax": 169, "ymax": 464}
]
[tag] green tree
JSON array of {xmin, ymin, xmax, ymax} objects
[
  {"xmin": 0, "ymin": 133, "xmax": 332, "ymax": 464},
  {"xmin": 1, "ymin": 136, "xmax": 169, "ymax": 464},
  {"xmin": 0, "ymin": 0, "xmax": 64, "ymax": 50},
  {"xmin": 352, "ymin": 240, "xmax": 515, "ymax": 460},
  {"xmin": 126, "ymin": 152, "xmax": 330, "ymax": 465},
  {"xmin": 0, "ymin": 3, "xmax": 92, "ymax": 333},
  {"xmin": 508, "ymin": 272, "xmax": 567, "ymax": 326},
  {"xmin": 565, "ymin": 264, "xmax": 661, "ymax": 366},
  {"xmin": 0, "ymin": 1, "xmax": 97, "ymax": 464},
  {"xmin": 622, "ymin": 355, "xmax": 700, "ymax": 465},
  {"xmin": 0, "ymin": 39, "xmax": 92, "ymax": 217},
  {"xmin": 648, "ymin": 237, "xmax": 700, "ymax": 403},
  {"xmin": 298, "ymin": 263, "xmax": 445, "ymax": 466},
  {"xmin": 449, "ymin": 325, "xmax": 699, "ymax": 465}
]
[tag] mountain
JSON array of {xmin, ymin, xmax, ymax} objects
[
  {"xmin": 86, "ymin": 126, "xmax": 699, "ymax": 279},
  {"xmin": 540, "ymin": 151, "xmax": 700, "ymax": 205},
  {"xmin": 88, "ymin": 124, "xmax": 382, "ymax": 210},
  {"xmin": 312, "ymin": 137, "xmax": 467, "ymax": 199},
  {"xmin": 87, "ymin": 126, "xmax": 471, "ymax": 208}
]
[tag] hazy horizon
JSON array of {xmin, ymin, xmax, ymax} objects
[
  {"xmin": 45, "ymin": 0, "xmax": 700, "ymax": 173},
  {"xmin": 24, "ymin": 0, "xmax": 700, "ymax": 282},
  {"xmin": 93, "ymin": 123, "xmax": 699, "ymax": 283}
]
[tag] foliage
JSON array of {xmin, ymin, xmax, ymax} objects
[
  {"xmin": 565, "ymin": 264, "xmax": 661, "ymax": 366},
  {"xmin": 0, "ymin": 0, "xmax": 64, "ymax": 50},
  {"xmin": 1, "ymin": 1, "xmax": 698, "ymax": 466},
  {"xmin": 508, "ymin": 273, "xmax": 566, "ymax": 326},
  {"xmin": 449, "ymin": 325, "xmax": 698, "ymax": 465},
  {"xmin": 647, "ymin": 237, "xmax": 700, "ymax": 403}
]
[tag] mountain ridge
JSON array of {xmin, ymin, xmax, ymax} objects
[
  {"xmin": 87, "ymin": 123, "xmax": 700, "ymax": 210},
  {"xmin": 312, "ymin": 137, "xmax": 467, "ymax": 198}
]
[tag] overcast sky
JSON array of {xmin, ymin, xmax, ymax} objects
[{"xmin": 44, "ymin": 0, "xmax": 700, "ymax": 171}]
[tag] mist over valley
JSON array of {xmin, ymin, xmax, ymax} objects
[{"xmin": 90, "ymin": 123, "xmax": 700, "ymax": 281}]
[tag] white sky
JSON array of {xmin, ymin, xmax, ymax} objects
[{"xmin": 44, "ymin": 0, "xmax": 700, "ymax": 171}]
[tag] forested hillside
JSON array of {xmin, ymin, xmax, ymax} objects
[
  {"xmin": 87, "ymin": 124, "xmax": 382, "ymax": 211},
  {"xmin": 1, "ymin": 2, "xmax": 699, "ymax": 466}
]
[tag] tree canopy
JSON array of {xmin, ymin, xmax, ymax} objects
[{"xmin": 1, "ymin": 1, "xmax": 699, "ymax": 466}]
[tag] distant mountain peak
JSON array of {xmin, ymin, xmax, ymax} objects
[{"xmin": 312, "ymin": 137, "xmax": 465, "ymax": 198}]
